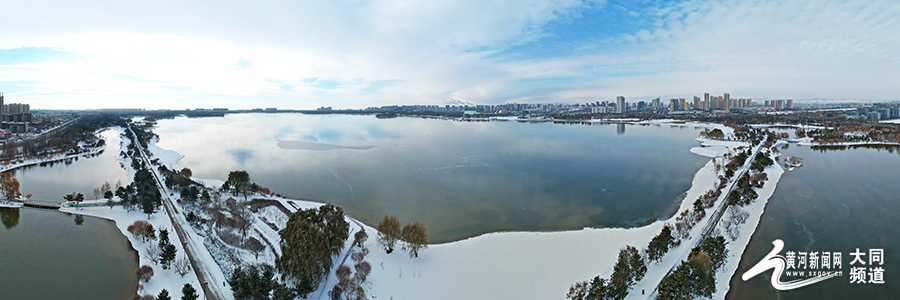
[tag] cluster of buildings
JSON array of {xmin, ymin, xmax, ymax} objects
[
  {"xmin": 848, "ymin": 103, "xmax": 900, "ymax": 120},
  {"xmin": 668, "ymin": 93, "xmax": 754, "ymax": 112},
  {"xmin": 764, "ymin": 99, "xmax": 793, "ymax": 110},
  {"xmin": 0, "ymin": 93, "xmax": 32, "ymax": 133}
]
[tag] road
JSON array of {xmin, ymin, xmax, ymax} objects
[{"xmin": 128, "ymin": 125, "xmax": 232, "ymax": 300}]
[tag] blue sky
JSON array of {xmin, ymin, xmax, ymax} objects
[{"xmin": 0, "ymin": 0, "xmax": 898, "ymax": 109}]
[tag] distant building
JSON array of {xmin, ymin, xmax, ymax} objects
[
  {"xmin": 616, "ymin": 96, "xmax": 625, "ymax": 114},
  {"xmin": 3, "ymin": 103, "xmax": 30, "ymax": 114},
  {"xmin": 724, "ymin": 93, "xmax": 731, "ymax": 110},
  {"xmin": 786, "ymin": 99, "xmax": 793, "ymax": 110},
  {"xmin": 2, "ymin": 122, "xmax": 28, "ymax": 133}
]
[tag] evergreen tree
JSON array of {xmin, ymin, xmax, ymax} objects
[
  {"xmin": 158, "ymin": 229, "xmax": 170, "ymax": 249},
  {"xmin": 277, "ymin": 204, "xmax": 349, "ymax": 297},
  {"xmin": 228, "ymin": 265, "xmax": 278, "ymax": 300},
  {"xmin": 647, "ymin": 225, "xmax": 674, "ymax": 262},
  {"xmin": 160, "ymin": 244, "xmax": 177, "ymax": 269},
  {"xmin": 142, "ymin": 197, "xmax": 155, "ymax": 218},
  {"xmin": 181, "ymin": 283, "xmax": 199, "ymax": 300},
  {"xmin": 157, "ymin": 289, "xmax": 171, "ymax": 300}
]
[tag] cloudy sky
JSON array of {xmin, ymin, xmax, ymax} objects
[{"xmin": 1, "ymin": 0, "xmax": 898, "ymax": 109}]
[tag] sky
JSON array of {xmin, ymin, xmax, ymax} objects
[{"xmin": 1, "ymin": 0, "xmax": 899, "ymax": 110}]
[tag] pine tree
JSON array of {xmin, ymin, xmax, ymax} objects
[
  {"xmin": 181, "ymin": 284, "xmax": 198, "ymax": 300},
  {"xmin": 277, "ymin": 204, "xmax": 349, "ymax": 297},
  {"xmin": 157, "ymin": 289, "xmax": 171, "ymax": 300},
  {"xmin": 160, "ymin": 244, "xmax": 177, "ymax": 269},
  {"xmin": 158, "ymin": 229, "xmax": 170, "ymax": 249}
]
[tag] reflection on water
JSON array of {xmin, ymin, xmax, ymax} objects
[
  {"xmin": 0, "ymin": 128, "xmax": 138, "ymax": 299},
  {"xmin": 729, "ymin": 145, "xmax": 900, "ymax": 299},
  {"xmin": 1, "ymin": 207, "xmax": 19, "ymax": 229},
  {"xmin": 0, "ymin": 209, "xmax": 138, "ymax": 300},
  {"xmin": 12, "ymin": 129, "xmax": 129, "ymax": 201},
  {"xmin": 156, "ymin": 114, "xmax": 711, "ymax": 243},
  {"xmin": 277, "ymin": 140, "xmax": 377, "ymax": 150}
]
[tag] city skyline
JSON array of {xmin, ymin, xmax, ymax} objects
[{"xmin": 1, "ymin": 0, "xmax": 900, "ymax": 110}]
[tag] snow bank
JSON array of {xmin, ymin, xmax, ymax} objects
[
  {"xmin": 147, "ymin": 135, "xmax": 185, "ymax": 168},
  {"xmin": 691, "ymin": 146, "xmax": 728, "ymax": 158},
  {"xmin": 0, "ymin": 201, "xmax": 23, "ymax": 208}
]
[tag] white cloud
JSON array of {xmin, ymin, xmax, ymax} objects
[{"xmin": 0, "ymin": 0, "xmax": 898, "ymax": 109}]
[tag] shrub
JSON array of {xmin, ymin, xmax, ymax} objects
[{"xmin": 135, "ymin": 265, "xmax": 154, "ymax": 283}]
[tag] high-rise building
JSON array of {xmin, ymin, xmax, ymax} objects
[
  {"xmin": 679, "ymin": 98, "xmax": 687, "ymax": 111},
  {"xmin": 652, "ymin": 98, "xmax": 660, "ymax": 110},
  {"xmin": 786, "ymin": 99, "xmax": 793, "ymax": 110},
  {"xmin": 775, "ymin": 100, "xmax": 783, "ymax": 110},
  {"xmin": 693, "ymin": 96, "xmax": 701, "ymax": 110},
  {"xmin": 616, "ymin": 96, "xmax": 625, "ymax": 114},
  {"xmin": 724, "ymin": 93, "xmax": 731, "ymax": 111}
]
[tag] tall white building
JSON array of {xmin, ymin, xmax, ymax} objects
[{"xmin": 616, "ymin": 96, "xmax": 625, "ymax": 114}]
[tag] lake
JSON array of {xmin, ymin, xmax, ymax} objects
[
  {"xmin": 728, "ymin": 144, "xmax": 900, "ymax": 298},
  {"xmin": 154, "ymin": 114, "xmax": 711, "ymax": 243},
  {"xmin": 0, "ymin": 129, "xmax": 137, "ymax": 300}
]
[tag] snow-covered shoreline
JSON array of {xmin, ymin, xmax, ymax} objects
[{"xmin": 0, "ymin": 143, "xmax": 107, "ymax": 173}]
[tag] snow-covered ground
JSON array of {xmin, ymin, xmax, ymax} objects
[
  {"xmin": 0, "ymin": 200, "xmax": 23, "ymax": 208},
  {"xmin": 880, "ymin": 119, "xmax": 900, "ymax": 124}
]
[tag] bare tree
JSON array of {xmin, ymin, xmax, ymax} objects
[
  {"xmin": 245, "ymin": 237, "xmax": 266, "ymax": 259},
  {"xmin": 174, "ymin": 256, "xmax": 192, "ymax": 277},
  {"xmin": 229, "ymin": 201, "xmax": 254, "ymax": 240},
  {"xmin": 144, "ymin": 244, "xmax": 161, "ymax": 264},
  {"xmin": 101, "ymin": 181, "xmax": 112, "ymax": 195}
]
